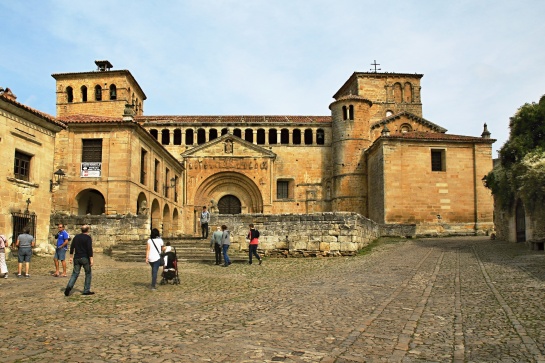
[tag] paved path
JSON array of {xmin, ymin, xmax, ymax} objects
[{"xmin": 2, "ymin": 236, "xmax": 545, "ymax": 362}]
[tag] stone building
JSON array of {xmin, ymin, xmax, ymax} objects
[
  {"xmin": 0, "ymin": 88, "xmax": 65, "ymax": 250},
  {"xmin": 50, "ymin": 61, "xmax": 495, "ymax": 238}
]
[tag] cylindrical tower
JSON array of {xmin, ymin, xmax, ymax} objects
[{"xmin": 329, "ymin": 95, "xmax": 373, "ymax": 214}]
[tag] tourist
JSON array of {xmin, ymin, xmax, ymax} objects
[
  {"xmin": 16, "ymin": 227, "xmax": 35, "ymax": 277},
  {"xmin": 53, "ymin": 223, "xmax": 70, "ymax": 277},
  {"xmin": 200, "ymin": 206, "xmax": 210, "ymax": 239},
  {"xmin": 221, "ymin": 225, "xmax": 231, "ymax": 267},
  {"xmin": 145, "ymin": 228, "xmax": 164, "ymax": 291},
  {"xmin": 247, "ymin": 223, "xmax": 262, "ymax": 265},
  {"xmin": 210, "ymin": 226, "xmax": 223, "ymax": 265},
  {"xmin": 64, "ymin": 224, "xmax": 94, "ymax": 296},
  {"xmin": 0, "ymin": 234, "xmax": 8, "ymax": 278}
]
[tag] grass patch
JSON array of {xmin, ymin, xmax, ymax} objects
[{"xmin": 357, "ymin": 237, "xmax": 406, "ymax": 256}]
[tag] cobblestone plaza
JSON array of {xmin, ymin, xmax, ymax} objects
[{"xmin": 2, "ymin": 236, "xmax": 545, "ymax": 362}]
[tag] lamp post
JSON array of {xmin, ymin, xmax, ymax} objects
[{"xmin": 50, "ymin": 169, "xmax": 66, "ymax": 192}]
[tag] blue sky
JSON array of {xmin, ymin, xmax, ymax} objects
[{"xmin": 2, "ymin": 0, "xmax": 545, "ymax": 157}]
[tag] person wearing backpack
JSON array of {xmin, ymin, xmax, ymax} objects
[{"xmin": 247, "ymin": 223, "xmax": 262, "ymax": 265}]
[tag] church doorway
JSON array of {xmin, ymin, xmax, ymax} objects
[
  {"xmin": 218, "ymin": 195, "xmax": 242, "ymax": 214},
  {"xmin": 76, "ymin": 189, "xmax": 105, "ymax": 215},
  {"xmin": 515, "ymin": 199, "xmax": 526, "ymax": 242}
]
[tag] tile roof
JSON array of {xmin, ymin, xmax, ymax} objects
[
  {"xmin": 0, "ymin": 94, "xmax": 65, "ymax": 128},
  {"xmin": 383, "ymin": 131, "xmax": 495, "ymax": 143},
  {"xmin": 136, "ymin": 115, "xmax": 331, "ymax": 125},
  {"xmin": 371, "ymin": 111, "xmax": 447, "ymax": 133},
  {"xmin": 57, "ymin": 114, "xmax": 125, "ymax": 124}
]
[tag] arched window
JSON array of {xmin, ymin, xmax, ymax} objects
[
  {"xmin": 316, "ymin": 129, "xmax": 325, "ymax": 145},
  {"xmin": 66, "ymin": 86, "xmax": 73, "ymax": 103},
  {"xmin": 257, "ymin": 129, "xmax": 266, "ymax": 144},
  {"xmin": 185, "ymin": 129, "xmax": 194, "ymax": 145},
  {"xmin": 81, "ymin": 86, "xmax": 87, "ymax": 102},
  {"xmin": 268, "ymin": 129, "xmax": 278, "ymax": 145},
  {"xmin": 221, "ymin": 128, "xmax": 228, "ymax": 136},
  {"xmin": 342, "ymin": 105, "xmax": 347, "ymax": 120},
  {"xmin": 385, "ymin": 110, "xmax": 393, "ymax": 117},
  {"xmin": 197, "ymin": 128, "xmax": 206, "ymax": 144},
  {"xmin": 393, "ymin": 83, "xmax": 402, "ymax": 103},
  {"xmin": 280, "ymin": 129, "xmax": 289, "ymax": 144},
  {"xmin": 150, "ymin": 129, "xmax": 158, "ymax": 140},
  {"xmin": 400, "ymin": 123, "xmax": 412, "ymax": 133},
  {"xmin": 161, "ymin": 129, "xmax": 170, "ymax": 145},
  {"xmin": 109, "ymin": 84, "xmax": 117, "ymax": 100},
  {"xmin": 244, "ymin": 128, "xmax": 253, "ymax": 143},
  {"xmin": 234, "ymin": 128, "xmax": 242, "ymax": 138},
  {"xmin": 209, "ymin": 128, "xmax": 218, "ymax": 141},
  {"xmin": 173, "ymin": 129, "xmax": 182, "ymax": 145},
  {"xmin": 348, "ymin": 105, "xmax": 354, "ymax": 120},
  {"xmin": 293, "ymin": 129, "xmax": 301, "ymax": 145},
  {"xmin": 304, "ymin": 129, "xmax": 313, "ymax": 145},
  {"xmin": 404, "ymin": 82, "xmax": 413, "ymax": 103},
  {"xmin": 95, "ymin": 85, "xmax": 102, "ymax": 101}
]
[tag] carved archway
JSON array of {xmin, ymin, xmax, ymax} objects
[
  {"xmin": 218, "ymin": 195, "xmax": 242, "ymax": 214},
  {"xmin": 75, "ymin": 189, "xmax": 105, "ymax": 215},
  {"xmin": 162, "ymin": 204, "xmax": 171, "ymax": 237},
  {"xmin": 194, "ymin": 172, "xmax": 263, "ymax": 213},
  {"xmin": 150, "ymin": 199, "xmax": 161, "ymax": 231}
]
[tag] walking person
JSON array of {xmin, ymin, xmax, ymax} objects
[
  {"xmin": 145, "ymin": 228, "xmax": 164, "ymax": 291},
  {"xmin": 200, "ymin": 206, "xmax": 210, "ymax": 239},
  {"xmin": 0, "ymin": 234, "xmax": 9, "ymax": 278},
  {"xmin": 221, "ymin": 225, "xmax": 231, "ymax": 267},
  {"xmin": 64, "ymin": 224, "xmax": 94, "ymax": 296},
  {"xmin": 53, "ymin": 223, "xmax": 70, "ymax": 277},
  {"xmin": 247, "ymin": 223, "xmax": 262, "ymax": 265},
  {"xmin": 16, "ymin": 227, "xmax": 35, "ymax": 277},
  {"xmin": 210, "ymin": 226, "xmax": 223, "ymax": 265}
]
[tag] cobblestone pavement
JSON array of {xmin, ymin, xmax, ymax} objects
[{"xmin": 2, "ymin": 236, "xmax": 545, "ymax": 362}]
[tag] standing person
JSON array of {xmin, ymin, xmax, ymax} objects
[
  {"xmin": 145, "ymin": 228, "xmax": 164, "ymax": 291},
  {"xmin": 53, "ymin": 223, "xmax": 70, "ymax": 277},
  {"xmin": 221, "ymin": 225, "xmax": 231, "ymax": 267},
  {"xmin": 200, "ymin": 206, "xmax": 210, "ymax": 239},
  {"xmin": 0, "ymin": 234, "xmax": 8, "ymax": 278},
  {"xmin": 64, "ymin": 224, "xmax": 94, "ymax": 296},
  {"xmin": 247, "ymin": 223, "xmax": 262, "ymax": 265},
  {"xmin": 210, "ymin": 226, "xmax": 223, "ymax": 265},
  {"xmin": 16, "ymin": 227, "xmax": 35, "ymax": 277}
]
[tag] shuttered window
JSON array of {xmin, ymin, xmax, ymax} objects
[{"xmin": 82, "ymin": 139, "xmax": 103, "ymax": 162}]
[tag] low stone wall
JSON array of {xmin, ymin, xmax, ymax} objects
[
  {"xmin": 48, "ymin": 213, "xmax": 150, "ymax": 252},
  {"xmin": 210, "ymin": 212, "xmax": 380, "ymax": 257}
]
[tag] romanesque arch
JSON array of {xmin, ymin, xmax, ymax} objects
[
  {"xmin": 75, "ymin": 189, "xmax": 105, "ymax": 215},
  {"xmin": 172, "ymin": 208, "xmax": 179, "ymax": 235},
  {"xmin": 194, "ymin": 172, "xmax": 263, "ymax": 213},
  {"xmin": 150, "ymin": 199, "xmax": 161, "ymax": 231},
  {"xmin": 137, "ymin": 192, "xmax": 148, "ymax": 215},
  {"xmin": 162, "ymin": 204, "xmax": 171, "ymax": 237}
]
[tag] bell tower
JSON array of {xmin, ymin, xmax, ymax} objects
[{"xmin": 52, "ymin": 60, "xmax": 147, "ymax": 118}]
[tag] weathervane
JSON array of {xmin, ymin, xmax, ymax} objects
[{"xmin": 370, "ymin": 60, "xmax": 381, "ymax": 73}]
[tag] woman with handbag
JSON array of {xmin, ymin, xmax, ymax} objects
[{"xmin": 145, "ymin": 228, "xmax": 165, "ymax": 291}]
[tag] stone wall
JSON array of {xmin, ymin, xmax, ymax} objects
[
  {"xmin": 49, "ymin": 212, "xmax": 150, "ymax": 250},
  {"xmin": 210, "ymin": 212, "xmax": 380, "ymax": 257}
]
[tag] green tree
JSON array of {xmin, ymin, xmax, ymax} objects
[{"xmin": 484, "ymin": 95, "xmax": 545, "ymax": 211}]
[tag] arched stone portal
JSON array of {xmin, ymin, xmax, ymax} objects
[
  {"xmin": 194, "ymin": 172, "xmax": 263, "ymax": 214},
  {"xmin": 76, "ymin": 189, "xmax": 105, "ymax": 215},
  {"xmin": 162, "ymin": 204, "xmax": 171, "ymax": 237},
  {"xmin": 151, "ymin": 199, "xmax": 161, "ymax": 231}
]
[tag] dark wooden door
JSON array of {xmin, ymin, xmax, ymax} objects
[{"xmin": 218, "ymin": 195, "xmax": 241, "ymax": 214}]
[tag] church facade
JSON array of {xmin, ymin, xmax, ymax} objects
[{"xmin": 48, "ymin": 60, "xmax": 494, "ymax": 238}]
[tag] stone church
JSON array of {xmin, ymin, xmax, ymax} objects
[{"xmin": 1, "ymin": 60, "xmax": 495, "ymax": 248}]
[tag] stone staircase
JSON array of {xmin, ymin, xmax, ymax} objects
[{"xmin": 105, "ymin": 237, "xmax": 248, "ymax": 264}]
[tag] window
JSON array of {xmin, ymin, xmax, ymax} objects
[
  {"xmin": 185, "ymin": 129, "xmax": 194, "ymax": 145},
  {"xmin": 197, "ymin": 128, "xmax": 206, "ymax": 144},
  {"xmin": 316, "ymin": 129, "xmax": 325, "ymax": 145},
  {"xmin": 431, "ymin": 149, "xmax": 446, "ymax": 172},
  {"xmin": 280, "ymin": 129, "xmax": 289, "ymax": 144},
  {"xmin": 277, "ymin": 179, "xmax": 294, "ymax": 199},
  {"xmin": 66, "ymin": 87, "xmax": 73, "ymax": 103},
  {"xmin": 140, "ymin": 149, "xmax": 148, "ymax": 185},
  {"xmin": 81, "ymin": 86, "xmax": 87, "ymax": 102},
  {"xmin": 348, "ymin": 105, "xmax": 354, "ymax": 120},
  {"xmin": 14, "ymin": 151, "xmax": 31, "ymax": 181},
  {"xmin": 154, "ymin": 159, "xmax": 160, "ymax": 192},
  {"xmin": 304, "ymin": 129, "xmax": 313, "ymax": 145},
  {"xmin": 233, "ymin": 128, "xmax": 242, "ymax": 138},
  {"xmin": 82, "ymin": 139, "xmax": 102, "ymax": 162},
  {"xmin": 164, "ymin": 168, "xmax": 170, "ymax": 198},
  {"xmin": 244, "ymin": 128, "xmax": 253, "ymax": 143},
  {"xmin": 161, "ymin": 129, "xmax": 170, "ymax": 145},
  {"xmin": 221, "ymin": 128, "xmax": 229, "ymax": 136},
  {"xmin": 209, "ymin": 128, "xmax": 218, "ymax": 141},
  {"xmin": 257, "ymin": 129, "xmax": 265, "ymax": 144},
  {"xmin": 173, "ymin": 129, "xmax": 182, "ymax": 145},
  {"xmin": 150, "ymin": 129, "xmax": 158, "ymax": 140},
  {"xmin": 109, "ymin": 84, "xmax": 117, "ymax": 100},
  {"xmin": 95, "ymin": 85, "xmax": 102, "ymax": 101},
  {"xmin": 400, "ymin": 124, "xmax": 412, "ymax": 133},
  {"xmin": 293, "ymin": 129, "xmax": 301, "ymax": 145},
  {"xmin": 268, "ymin": 129, "xmax": 278, "ymax": 145},
  {"xmin": 277, "ymin": 180, "xmax": 289, "ymax": 199}
]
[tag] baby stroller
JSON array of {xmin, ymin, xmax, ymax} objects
[{"xmin": 160, "ymin": 247, "xmax": 180, "ymax": 285}]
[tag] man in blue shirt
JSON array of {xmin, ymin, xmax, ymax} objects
[{"xmin": 53, "ymin": 223, "xmax": 70, "ymax": 277}]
